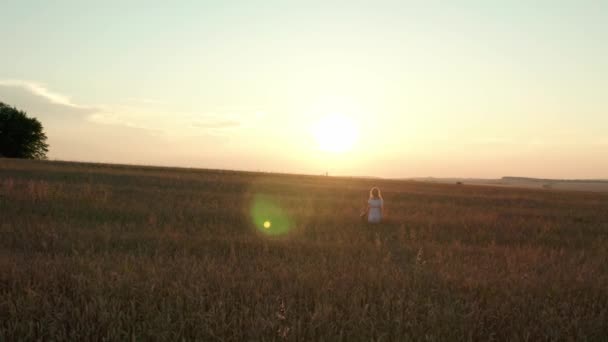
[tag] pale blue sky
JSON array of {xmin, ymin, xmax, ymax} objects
[{"xmin": 1, "ymin": 1, "xmax": 607, "ymax": 178}]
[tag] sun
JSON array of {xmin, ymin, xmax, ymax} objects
[{"xmin": 312, "ymin": 115, "xmax": 359, "ymax": 153}]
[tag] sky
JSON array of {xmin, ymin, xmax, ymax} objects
[{"xmin": 1, "ymin": 0, "xmax": 607, "ymax": 179}]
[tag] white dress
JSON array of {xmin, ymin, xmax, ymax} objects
[{"xmin": 367, "ymin": 198, "xmax": 383, "ymax": 223}]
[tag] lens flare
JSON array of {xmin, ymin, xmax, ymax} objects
[{"xmin": 250, "ymin": 194, "xmax": 292, "ymax": 236}]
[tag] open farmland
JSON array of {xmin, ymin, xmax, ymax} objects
[{"xmin": 1, "ymin": 158, "xmax": 608, "ymax": 340}]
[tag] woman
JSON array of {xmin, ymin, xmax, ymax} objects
[{"xmin": 363, "ymin": 187, "xmax": 384, "ymax": 224}]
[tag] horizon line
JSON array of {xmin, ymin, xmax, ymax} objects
[{"xmin": 1, "ymin": 157, "xmax": 606, "ymax": 183}]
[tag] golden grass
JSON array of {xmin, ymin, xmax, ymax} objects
[{"xmin": 1, "ymin": 158, "xmax": 607, "ymax": 340}]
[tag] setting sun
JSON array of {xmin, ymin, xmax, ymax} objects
[{"xmin": 312, "ymin": 115, "xmax": 359, "ymax": 153}]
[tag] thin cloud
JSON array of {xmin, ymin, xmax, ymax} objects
[
  {"xmin": 89, "ymin": 109, "xmax": 243, "ymax": 136},
  {"xmin": 0, "ymin": 79, "xmax": 87, "ymax": 109},
  {"xmin": 126, "ymin": 97, "xmax": 167, "ymax": 105},
  {"xmin": 88, "ymin": 112, "xmax": 142, "ymax": 130},
  {"xmin": 192, "ymin": 119, "xmax": 241, "ymax": 129},
  {"xmin": 0, "ymin": 79, "xmax": 247, "ymax": 137}
]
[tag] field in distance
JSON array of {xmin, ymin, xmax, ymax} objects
[
  {"xmin": 1, "ymin": 158, "xmax": 608, "ymax": 340},
  {"xmin": 411, "ymin": 176, "xmax": 608, "ymax": 192}
]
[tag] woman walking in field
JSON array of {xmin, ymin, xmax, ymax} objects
[{"xmin": 362, "ymin": 187, "xmax": 384, "ymax": 224}]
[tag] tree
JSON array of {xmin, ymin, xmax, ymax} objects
[{"xmin": 0, "ymin": 102, "xmax": 49, "ymax": 159}]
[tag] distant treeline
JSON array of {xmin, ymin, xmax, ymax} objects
[{"xmin": 502, "ymin": 177, "xmax": 608, "ymax": 183}]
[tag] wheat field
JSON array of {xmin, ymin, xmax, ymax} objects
[{"xmin": 1, "ymin": 158, "xmax": 607, "ymax": 341}]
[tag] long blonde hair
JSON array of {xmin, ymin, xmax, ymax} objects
[{"xmin": 369, "ymin": 187, "xmax": 382, "ymax": 200}]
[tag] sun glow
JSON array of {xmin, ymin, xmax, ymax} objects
[{"xmin": 312, "ymin": 115, "xmax": 359, "ymax": 153}]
